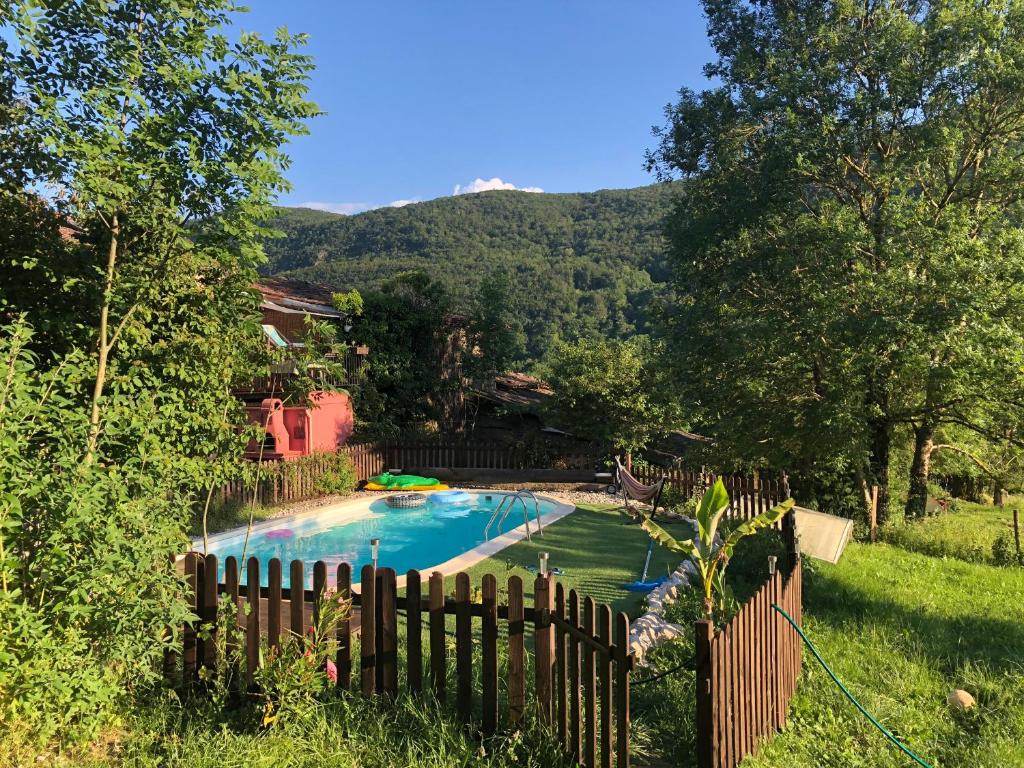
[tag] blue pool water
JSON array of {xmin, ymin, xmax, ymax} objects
[{"xmin": 203, "ymin": 491, "xmax": 557, "ymax": 588}]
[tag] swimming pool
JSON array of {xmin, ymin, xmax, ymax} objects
[{"xmin": 198, "ymin": 490, "xmax": 573, "ymax": 588}]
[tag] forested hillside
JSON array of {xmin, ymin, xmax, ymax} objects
[{"xmin": 263, "ymin": 183, "xmax": 681, "ymax": 360}]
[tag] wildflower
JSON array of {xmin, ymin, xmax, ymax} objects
[{"xmin": 325, "ymin": 658, "xmax": 338, "ymax": 684}]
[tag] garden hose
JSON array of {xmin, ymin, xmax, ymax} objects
[{"xmin": 772, "ymin": 604, "xmax": 933, "ymax": 768}]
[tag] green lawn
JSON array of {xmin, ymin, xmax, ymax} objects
[
  {"xmin": 452, "ymin": 502, "xmax": 696, "ymax": 617},
  {"xmin": 881, "ymin": 500, "xmax": 1021, "ymax": 566},
  {"xmin": 744, "ymin": 543, "xmax": 1024, "ymax": 768}
]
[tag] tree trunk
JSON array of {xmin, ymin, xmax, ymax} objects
[
  {"xmin": 905, "ymin": 421, "xmax": 935, "ymax": 519},
  {"xmin": 84, "ymin": 213, "xmax": 120, "ymax": 464},
  {"xmin": 993, "ymin": 481, "xmax": 1005, "ymax": 507},
  {"xmin": 867, "ymin": 416, "xmax": 892, "ymax": 525}
]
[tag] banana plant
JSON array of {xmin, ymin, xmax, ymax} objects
[{"xmin": 641, "ymin": 478, "xmax": 794, "ymax": 620}]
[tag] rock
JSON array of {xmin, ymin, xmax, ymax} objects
[
  {"xmin": 628, "ymin": 612, "xmax": 687, "ymax": 661},
  {"xmin": 947, "ymin": 689, "xmax": 976, "ymax": 711}
]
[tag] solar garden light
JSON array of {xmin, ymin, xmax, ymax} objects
[
  {"xmin": 371, "ymin": 538, "xmax": 380, "ymax": 570},
  {"xmin": 768, "ymin": 555, "xmax": 777, "ymax": 575},
  {"xmin": 539, "ymin": 551, "xmax": 550, "ymax": 577}
]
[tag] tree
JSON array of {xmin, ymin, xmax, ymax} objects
[
  {"xmin": 648, "ymin": 1, "xmax": 1024, "ymax": 523},
  {"xmin": 545, "ymin": 337, "xmax": 684, "ymax": 455},
  {"xmin": 0, "ymin": 0, "xmax": 316, "ymax": 741}
]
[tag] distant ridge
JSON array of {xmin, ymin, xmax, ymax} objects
[{"xmin": 263, "ymin": 183, "xmax": 682, "ymax": 360}]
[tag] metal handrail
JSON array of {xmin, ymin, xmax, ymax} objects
[{"xmin": 484, "ymin": 490, "xmax": 545, "ymax": 542}]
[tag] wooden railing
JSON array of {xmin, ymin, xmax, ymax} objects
[
  {"xmin": 173, "ymin": 554, "xmax": 635, "ymax": 768},
  {"xmin": 695, "ymin": 550, "xmax": 803, "ymax": 767}
]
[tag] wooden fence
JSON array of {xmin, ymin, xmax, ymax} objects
[
  {"xmin": 695, "ymin": 554, "xmax": 803, "ymax": 768},
  {"xmin": 173, "ymin": 554, "xmax": 634, "ymax": 768},
  {"xmin": 219, "ymin": 440, "xmax": 789, "ymax": 516}
]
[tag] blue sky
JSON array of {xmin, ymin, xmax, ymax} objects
[{"xmin": 241, "ymin": 1, "xmax": 713, "ymax": 214}]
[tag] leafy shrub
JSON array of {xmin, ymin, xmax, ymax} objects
[
  {"xmin": 0, "ymin": 323, "xmax": 193, "ymax": 743},
  {"xmin": 992, "ymin": 531, "xmax": 1022, "ymax": 567},
  {"xmin": 311, "ymin": 452, "xmax": 358, "ymax": 496}
]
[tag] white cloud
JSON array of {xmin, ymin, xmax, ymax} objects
[
  {"xmin": 298, "ymin": 198, "xmax": 420, "ymax": 215},
  {"xmin": 453, "ymin": 177, "xmax": 544, "ymax": 195}
]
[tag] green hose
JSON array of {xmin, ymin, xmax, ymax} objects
[{"xmin": 772, "ymin": 603, "xmax": 934, "ymax": 768}]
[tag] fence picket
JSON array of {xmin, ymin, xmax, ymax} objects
[
  {"xmin": 429, "ymin": 571, "xmax": 446, "ymax": 702},
  {"xmin": 482, "ymin": 574, "xmax": 499, "ymax": 735},
  {"xmin": 555, "ymin": 583, "xmax": 568, "ymax": 750},
  {"xmin": 599, "ymin": 604, "xmax": 613, "ymax": 768},
  {"xmin": 378, "ymin": 568, "xmax": 397, "ymax": 698},
  {"xmin": 584, "ymin": 597, "xmax": 597, "ymax": 768},
  {"xmin": 569, "ymin": 590, "xmax": 582, "ymax": 761},
  {"xmin": 535, "ymin": 575, "xmax": 554, "ymax": 724},
  {"xmin": 508, "ymin": 575, "xmax": 526, "ymax": 724},
  {"xmin": 407, "ymin": 569, "xmax": 422, "ymax": 695},
  {"xmin": 455, "ymin": 572, "xmax": 472, "ymax": 722},
  {"xmin": 337, "ymin": 563, "xmax": 351, "ymax": 691},
  {"xmin": 268, "ymin": 558, "xmax": 282, "ymax": 653},
  {"xmin": 360, "ymin": 565, "xmax": 376, "ymax": 695},
  {"xmin": 245, "ymin": 557, "xmax": 260, "ymax": 687},
  {"xmin": 614, "ymin": 612, "xmax": 630, "ymax": 768}
]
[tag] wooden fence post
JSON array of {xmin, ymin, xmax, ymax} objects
[
  {"xmin": 268, "ymin": 558, "xmax": 282, "ymax": 653},
  {"xmin": 337, "ymin": 563, "xmax": 351, "ymax": 691},
  {"xmin": 201, "ymin": 553, "xmax": 218, "ymax": 682},
  {"xmin": 182, "ymin": 552, "xmax": 198, "ymax": 690},
  {"xmin": 614, "ymin": 612, "xmax": 630, "ymax": 768},
  {"xmin": 290, "ymin": 560, "xmax": 305, "ymax": 638},
  {"xmin": 455, "ymin": 572, "xmax": 472, "ymax": 722},
  {"xmin": 534, "ymin": 574, "xmax": 555, "ymax": 724},
  {"xmin": 429, "ymin": 571, "xmax": 446, "ymax": 702},
  {"xmin": 508, "ymin": 575, "xmax": 526, "ymax": 725},
  {"xmin": 482, "ymin": 574, "xmax": 499, "ymax": 735},
  {"xmin": 406, "ymin": 570, "xmax": 423, "ymax": 695},
  {"xmin": 695, "ymin": 619, "xmax": 714, "ymax": 768},
  {"xmin": 245, "ymin": 557, "xmax": 260, "ymax": 688},
  {"xmin": 360, "ymin": 564, "xmax": 376, "ymax": 695},
  {"xmin": 1014, "ymin": 509, "xmax": 1021, "ymax": 562},
  {"xmin": 378, "ymin": 567, "xmax": 397, "ymax": 698},
  {"xmin": 869, "ymin": 484, "xmax": 879, "ymax": 543}
]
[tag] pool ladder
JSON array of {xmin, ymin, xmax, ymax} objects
[{"xmin": 484, "ymin": 491, "xmax": 545, "ymax": 542}]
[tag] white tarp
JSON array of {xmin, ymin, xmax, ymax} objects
[{"xmin": 793, "ymin": 506, "xmax": 854, "ymax": 564}]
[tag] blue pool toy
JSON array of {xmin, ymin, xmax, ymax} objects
[{"xmin": 430, "ymin": 489, "xmax": 471, "ymax": 505}]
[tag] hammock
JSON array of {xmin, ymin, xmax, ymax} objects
[{"xmin": 614, "ymin": 456, "xmax": 666, "ymax": 522}]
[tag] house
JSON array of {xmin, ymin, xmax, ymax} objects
[{"xmin": 240, "ymin": 277, "xmax": 368, "ymax": 460}]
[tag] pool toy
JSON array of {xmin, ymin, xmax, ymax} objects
[
  {"xmin": 385, "ymin": 493, "xmax": 427, "ymax": 509},
  {"xmin": 429, "ymin": 489, "xmax": 471, "ymax": 504},
  {"xmin": 364, "ymin": 472, "xmax": 448, "ymax": 491},
  {"xmin": 265, "ymin": 528, "xmax": 295, "ymax": 540}
]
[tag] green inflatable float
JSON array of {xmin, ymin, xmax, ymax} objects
[{"xmin": 364, "ymin": 472, "xmax": 448, "ymax": 491}]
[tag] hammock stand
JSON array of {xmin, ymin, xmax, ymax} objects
[
  {"xmin": 616, "ymin": 456, "xmax": 670, "ymax": 592},
  {"xmin": 615, "ymin": 455, "xmax": 666, "ymax": 524}
]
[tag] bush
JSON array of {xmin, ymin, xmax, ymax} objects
[
  {"xmin": 0, "ymin": 323, "xmax": 193, "ymax": 744},
  {"xmin": 992, "ymin": 531, "xmax": 1022, "ymax": 567},
  {"xmin": 312, "ymin": 452, "xmax": 358, "ymax": 496}
]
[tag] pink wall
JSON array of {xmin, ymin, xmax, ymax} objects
[{"xmin": 244, "ymin": 391, "xmax": 354, "ymax": 460}]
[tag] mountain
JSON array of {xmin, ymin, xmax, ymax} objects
[{"xmin": 262, "ymin": 183, "xmax": 682, "ymax": 360}]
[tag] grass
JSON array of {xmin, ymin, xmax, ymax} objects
[
  {"xmin": 743, "ymin": 543, "xmax": 1024, "ymax": 768},
  {"xmin": 881, "ymin": 500, "xmax": 1022, "ymax": 566},
  {"xmin": 452, "ymin": 502, "xmax": 699, "ymax": 617}
]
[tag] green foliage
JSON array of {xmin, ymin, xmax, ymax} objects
[
  {"xmin": 642, "ymin": 478, "xmax": 794, "ymax": 619},
  {"xmin": 0, "ymin": 322, "xmax": 193, "ymax": 742},
  {"xmin": 262, "ymin": 183, "xmax": 682, "ymax": 363},
  {"xmin": 330, "ymin": 288, "xmax": 364, "ymax": 317},
  {"xmin": 0, "ymin": 0, "xmax": 316, "ymax": 746},
  {"xmin": 309, "ymin": 452, "xmax": 358, "ymax": 496},
  {"xmin": 743, "ymin": 543, "xmax": 1024, "ymax": 768},
  {"xmin": 880, "ymin": 499, "xmax": 1019, "ymax": 566},
  {"xmin": 544, "ymin": 336, "xmax": 683, "ymax": 453},
  {"xmin": 649, "ymin": 1, "xmax": 1024, "ymax": 528}
]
